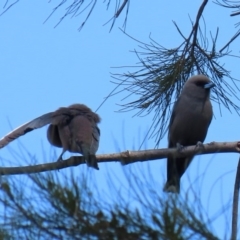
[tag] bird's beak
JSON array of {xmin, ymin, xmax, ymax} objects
[{"xmin": 204, "ymin": 82, "xmax": 215, "ymax": 89}]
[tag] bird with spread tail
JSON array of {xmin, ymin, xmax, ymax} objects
[
  {"xmin": 163, "ymin": 75, "xmax": 215, "ymax": 193},
  {"xmin": 0, "ymin": 104, "xmax": 101, "ymax": 170}
]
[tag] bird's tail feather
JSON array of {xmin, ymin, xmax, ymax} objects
[
  {"xmin": 86, "ymin": 155, "xmax": 99, "ymax": 170},
  {"xmin": 163, "ymin": 180, "xmax": 180, "ymax": 193}
]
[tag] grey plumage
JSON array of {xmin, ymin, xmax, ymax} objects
[
  {"xmin": 47, "ymin": 104, "xmax": 101, "ymax": 170},
  {"xmin": 0, "ymin": 112, "xmax": 54, "ymax": 149},
  {"xmin": 163, "ymin": 75, "xmax": 215, "ymax": 193},
  {"xmin": 0, "ymin": 104, "xmax": 101, "ymax": 170}
]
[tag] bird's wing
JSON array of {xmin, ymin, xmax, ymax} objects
[
  {"xmin": 167, "ymin": 98, "xmax": 181, "ymax": 147},
  {"xmin": 90, "ymin": 124, "xmax": 100, "ymax": 154},
  {"xmin": 0, "ymin": 112, "xmax": 54, "ymax": 148}
]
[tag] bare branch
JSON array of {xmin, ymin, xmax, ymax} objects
[
  {"xmin": 115, "ymin": 0, "xmax": 128, "ymax": 18},
  {"xmin": 189, "ymin": 0, "xmax": 209, "ymax": 55},
  {"xmin": 0, "ymin": 141, "xmax": 240, "ymax": 175},
  {"xmin": 231, "ymin": 156, "xmax": 240, "ymax": 240},
  {"xmin": 231, "ymin": 11, "xmax": 240, "ymax": 17}
]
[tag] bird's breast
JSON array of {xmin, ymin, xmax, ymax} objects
[{"xmin": 169, "ymin": 100, "xmax": 212, "ymax": 146}]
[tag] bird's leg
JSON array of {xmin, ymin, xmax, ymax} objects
[{"xmin": 57, "ymin": 150, "xmax": 65, "ymax": 162}]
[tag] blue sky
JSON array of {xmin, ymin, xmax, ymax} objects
[{"xmin": 0, "ymin": 0, "xmax": 240, "ymax": 237}]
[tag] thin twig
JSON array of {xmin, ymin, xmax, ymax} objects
[
  {"xmin": 231, "ymin": 156, "xmax": 240, "ymax": 240},
  {"xmin": 220, "ymin": 30, "xmax": 240, "ymax": 53},
  {"xmin": 190, "ymin": 0, "xmax": 209, "ymax": 57},
  {"xmin": 231, "ymin": 11, "xmax": 240, "ymax": 17},
  {"xmin": 115, "ymin": 0, "xmax": 128, "ymax": 18}
]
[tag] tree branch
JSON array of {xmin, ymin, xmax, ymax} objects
[
  {"xmin": 0, "ymin": 141, "xmax": 240, "ymax": 175},
  {"xmin": 115, "ymin": 0, "xmax": 128, "ymax": 18},
  {"xmin": 231, "ymin": 156, "xmax": 240, "ymax": 240},
  {"xmin": 219, "ymin": 30, "xmax": 240, "ymax": 53}
]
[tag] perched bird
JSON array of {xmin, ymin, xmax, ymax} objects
[
  {"xmin": 47, "ymin": 104, "xmax": 100, "ymax": 170},
  {"xmin": 0, "ymin": 104, "xmax": 101, "ymax": 170},
  {"xmin": 163, "ymin": 75, "xmax": 215, "ymax": 193}
]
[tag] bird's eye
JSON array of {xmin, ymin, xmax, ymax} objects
[{"xmin": 195, "ymin": 81, "xmax": 205, "ymax": 87}]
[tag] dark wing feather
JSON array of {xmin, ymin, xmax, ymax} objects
[{"xmin": 0, "ymin": 112, "xmax": 53, "ymax": 148}]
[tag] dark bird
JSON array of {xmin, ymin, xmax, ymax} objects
[
  {"xmin": 47, "ymin": 104, "xmax": 100, "ymax": 170},
  {"xmin": 163, "ymin": 75, "xmax": 215, "ymax": 193},
  {"xmin": 0, "ymin": 104, "xmax": 101, "ymax": 170}
]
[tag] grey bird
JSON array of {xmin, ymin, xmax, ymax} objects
[
  {"xmin": 163, "ymin": 75, "xmax": 215, "ymax": 193},
  {"xmin": 0, "ymin": 104, "xmax": 101, "ymax": 170},
  {"xmin": 47, "ymin": 104, "xmax": 100, "ymax": 170}
]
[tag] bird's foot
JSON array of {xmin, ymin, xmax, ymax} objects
[
  {"xmin": 57, "ymin": 156, "xmax": 64, "ymax": 162},
  {"xmin": 56, "ymin": 156, "xmax": 64, "ymax": 172},
  {"xmin": 176, "ymin": 143, "xmax": 184, "ymax": 152},
  {"xmin": 195, "ymin": 141, "xmax": 204, "ymax": 149}
]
